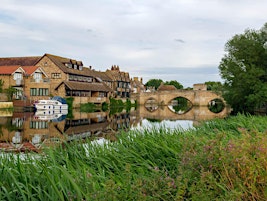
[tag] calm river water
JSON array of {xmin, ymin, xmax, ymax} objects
[{"xmin": 0, "ymin": 105, "xmax": 230, "ymax": 152}]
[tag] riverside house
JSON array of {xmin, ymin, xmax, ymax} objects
[{"xmin": 0, "ymin": 53, "xmax": 117, "ymax": 107}]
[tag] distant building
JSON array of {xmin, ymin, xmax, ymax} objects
[
  {"xmin": 193, "ymin": 83, "xmax": 207, "ymax": 91},
  {"xmin": 105, "ymin": 65, "xmax": 131, "ymax": 98},
  {"xmin": 131, "ymin": 77, "xmax": 145, "ymax": 93},
  {"xmin": 157, "ymin": 82, "xmax": 177, "ymax": 91}
]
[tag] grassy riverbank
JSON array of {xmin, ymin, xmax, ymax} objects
[{"xmin": 1, "ymin": 114, "xmax": 267, "ymax": 200}]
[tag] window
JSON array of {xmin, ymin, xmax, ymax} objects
[
  {"xmin": 13, "ymin": 73, "xmax": 22, "ymax": 80},
  {"xmin": 65, "ymin": 63, "xmax": 72, "ymax": 68},
  {"xmin": 33, "ymin": 72, "xmax": 42, "ymax": 82},
  {"xmin": 51, "ymin": 73, "xmax": 61, "ymax": 79},
  {"xmin": 30, "ymin": 88, "xmax": 49, "ymax": 96},
  {"xmin": 30, "ymin": 121, "xmax": 48, "ymax": 129}
]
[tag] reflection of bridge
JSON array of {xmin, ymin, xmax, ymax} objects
[{"xmin": 136, "ymin": 90, "xmax": 226, "ymax": 106}]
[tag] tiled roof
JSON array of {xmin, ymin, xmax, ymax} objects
[
  {"xmin": 157, "ymin": 84, "xmax": 177, "ymax": 91},
  {"xmin": 0, "ymin": 56, "xmax": 41, "ymax": 66},
  {"xmin": 21, "ymin": 66, "xmax": 39, "ymax": 75},
  {"xmin": 59, "ymin": 81, "xmax": 113, "ymax": 92},
  {"xmin": 45, "ymin": 54, "xmax": 96, "ymax": 77},
  {"xmin": 0, "ymin": 65, "xmax": 42, "ymax": 76},
  {"xmin": 64, "ymin": 122, "xmax": 110, "ymax": 135},
  {"xmin": 93, "ymin": 71, "xmax": 113, "ymax": 82},
  {"xmin": 0, "ymin": 65, "xmax": 21, "ymax": 74},
  {"xmin": 106, "ymin": 69, "xmax": 130, "ymax": 82}
]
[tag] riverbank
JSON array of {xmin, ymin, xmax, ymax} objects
[{"xmin": 0, "ymin": 114, "xmax": 267, "ymax": 200}]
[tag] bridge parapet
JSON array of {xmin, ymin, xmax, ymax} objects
[{"xmin": 138, "ymin": 90, "xmax": 226, "ymax": 106}]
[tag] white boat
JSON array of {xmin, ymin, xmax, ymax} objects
[
  {"xmin": 34, "ymin": 110, "xmax": 67, "ymax": 121},
  {"xmin": 34, "ymin": 96, "xmax": 68, "ymax": 110}
]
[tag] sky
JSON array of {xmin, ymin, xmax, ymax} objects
[{"xmin": 0, "ymin": 0, "xmax": 267, "ymax": 87}]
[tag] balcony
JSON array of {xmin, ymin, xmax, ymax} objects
[
  {"xmin": 30, "ymin": 78, "xmax": 50, "ymax": 83},
  {"xmin": 15, "ymin": 79, "xmax": 24, "ymax": 86}
]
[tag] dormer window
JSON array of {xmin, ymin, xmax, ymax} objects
[
  {"xmin": 33, "ymin": 72, "xmax": 42, "ymax": 83},
  {"xmin": 13, "ymin": 72, "xmax": 22, "ymax": 80},
  {"xmin": 73, "ymin": 64, "xmax": 77, "ymax": 69},
  {"xmin": 65, "ymin": 63, "xmax": 72, "ymax": 68},
  {"xmin": 78, "ymin": 65, "xmax": 83, "ymax": 70}
]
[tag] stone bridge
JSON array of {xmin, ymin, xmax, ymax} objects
[{"xmin": 136, "ymin": 90, "xmax": 226, "ymax": 106}]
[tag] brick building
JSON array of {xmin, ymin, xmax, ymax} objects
[{"xmin": 0, "ymin": 54, "xmax": 114, "ymax": 107}]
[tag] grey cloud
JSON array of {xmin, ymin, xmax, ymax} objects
[{"xmin": 174, "ymin": 39, "xmax": 185, "ymax": 43}]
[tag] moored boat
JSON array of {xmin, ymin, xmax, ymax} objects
[{"xmin": 34, "ymin": 96, "xmax": 68, "ymax": 110}]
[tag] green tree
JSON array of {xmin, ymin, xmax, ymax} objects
[
  {"xmin": 204, "ymin": 81, "xmax": 223, "ymax": 93},
  {"xmin": 164, "ymin": 80, "xmax": 183, "ymax": 89},
  {"xmin": 219, "ymin": 23, "xmax": 267, "ymax": 113},
  {"xmin": 0, "ymin": 79, "xmax": 4, "ymax": 93},
  {"xmin": 5, "ymin": 87, "xmax": 17, "ymax": 101},
  {"xmin": 145, "ymin": 79, "xmax": 163, "ymax": 90}
]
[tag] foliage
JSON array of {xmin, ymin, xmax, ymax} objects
[
  {"xmin": 208, "ymin": 98, "xmax": 225, "ymax": 113},
  {"xmin": 4, "ymin": 87, "xmax": 17, "ymax": 101},
  {"xmin": 219, "ymin": 23, "xmax": 267, "ymax": 113},
  {"xmin": 171, "ymin": 97, "xmax": 192, "ymax": 114},
  {"xmin": 109, "ymin": 98, "xmax": 125, "ymax": 115},
  {"xmin": 164, "ymin": 80, "xmax": 183, "ymax": 89},
  {"xmin": 0, "ymin": 79, "xmax": 4, "ymax": 93},
  {"xmin": 145, "ymin": 79, "xmax": 184, "ymax": 90},
  {"xmin": 66, "ymin": 97, "xmax": 74, "ymax": 118},
  {"xmin": 145, "ymin": 79, "xmax": 163, "ymax": 90},
  {"xmin": 1, "ymin": 115, "xmax": 267, "ymax": 200},
  {"xmin": 80, "ymin": 102, "xmax": 96, "ymax": 112},
  {"xmin": 205, "ymin": 81, "xmax": 223, "ymax": 93},
  {"xmin": 102, "ymin": 102, "xmax": 109, "ymax": 111}
]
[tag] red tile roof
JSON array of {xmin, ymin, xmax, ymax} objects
[
  {"xmin": 0, "ymin": 65, "xmax": 21, "ymax": 74},
  {"xmin": 157, "ymin": 84, "xmax": 177, "ymax": 91},
  {"xmin": 22, "ymin": 66, "xmax": 39, "ymax": 75},
  {"xmin": 0, "ymin": 65, "xmax": 40, "ymax": 75}
]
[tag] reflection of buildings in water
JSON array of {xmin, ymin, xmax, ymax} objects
[
  {"xmin": 0, "ymin": 109, "xmax": 143, "ymax": 152},
  {"xmin": 0, "ymin": 105, "xmax": 230, "ymax": 152}
]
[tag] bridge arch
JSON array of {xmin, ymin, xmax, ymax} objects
[{"xmin": 138, "ymin": 90, "xmax": 226, "ymax": 107}]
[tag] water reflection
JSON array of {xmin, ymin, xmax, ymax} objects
[
  {"xmin": 0, "ymin": 105, "xmax": 230, "ymax": 152},
  {"xmin": 168, "ymin": 97, "xmax": 193, "ymax": 114}
]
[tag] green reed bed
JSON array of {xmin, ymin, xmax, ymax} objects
[{"xmin": 0, "ymin": 114, "xmax": 267, "ymax": 200}]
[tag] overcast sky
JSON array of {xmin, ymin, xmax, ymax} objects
[{"xmin": 0, "ymin": 0, "xmax": 266, "ymax": 87}]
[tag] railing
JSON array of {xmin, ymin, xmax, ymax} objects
[{"xmin": 30, "ymin": 78, "xmax": 50, "ymax": 83}]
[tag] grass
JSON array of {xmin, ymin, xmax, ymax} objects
[{"xmin": 0, "ymin": 114, "xmax": 267, "ymax": 200}]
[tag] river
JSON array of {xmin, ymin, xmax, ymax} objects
[{"xmin": 0, "ymin": 105, "xmax": 230, "ymax": 152}]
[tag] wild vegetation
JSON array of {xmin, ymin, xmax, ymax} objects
[{"xmin": 0, "ymin": 114, "xmax": 267, "ymax": 200}]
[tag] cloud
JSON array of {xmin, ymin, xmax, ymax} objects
[{"xmin": 0, "ymin": 0, "xmax": 266, "ymax": 87}]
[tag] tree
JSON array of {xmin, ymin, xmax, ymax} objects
[
  {"xmin": 0, "ymin": 79, "xmax": 4, "ymax": 93},
  {"xmin": 219, "ymin": 23, "xmax": 267, "ymax": 113},
  {"xmin": 164, "ymin": 80, "xmax": 183, "ymax": 89},
  {"xmin": 204, "ymin": 81, "xmax": 223, "ymax": 93},
  {"xmin": 145, "ymin": 79, "xmax": 163, "ymax": 90},
  {"xmin": 5, "ymin": 87, "xmax": 17, "ymax": 101}
]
